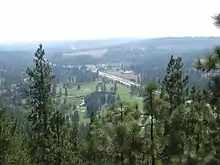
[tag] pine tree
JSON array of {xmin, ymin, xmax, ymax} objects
[
  {"xmin": 143, "ymin": 83, "xmax": 157, "ymax": 165},
  {"xmin": 77, "ymin": 84, "xmax": 81, "ymax": 90},
  {"xmin": 161, "ymin": 55, "xmax": 188, "ymax": 164},
  {"xmin": 66, "ymin": 121, "xmax": 81, "ymax": 164},
  {"xmin": 50, "ymin": 110, "xmax": 66, "ymax": 165},
  {"xmin": 0, "ymin": 109, "xmax": 30, "ymax": 165},
  {"xmin": 59, "ymin": 88, "xmax": 62, "ymax": 97},
  {"xmin": 192, "ymin": 12, "xmax": 220, "ymax": 164},
  {"xmin": 0, "ymin": 108, "xmax": 11, "ymax": 164},
  {"xmin": 52, "ymin": 76, "xmax": 57, "ymax": 98},
  {"xmin": 213, "ymin": 13, "xmax": 220, "ymax": 28},
  {"xmin": 104, "ymin": 100, "xmax": 143, "ymax": 164},
  {"xmin": 195, "ymin": 20, "xmax": 220, "ymax": 162},
  {"xmin": 86, "ymin": 112, "xmax": 98, "ymax": 165},
  {"xmin": 114, "ymin": 81, "xmax": 117, "ymax": 93},
  {"xmin": 26, "ymin": 44, "xmax": 54, "ymax": 164},
  {"xmin": 162, "ymin": 55, "xmax": 188, "ymax": 109},
  {"xmin": 65, "ymin": 87, "xmax": 68, "ymax": 97},
  {"xmin": 73, "ymin": 110, "xmax": 79, "ymax": 123},
  {"xmin": 103, "ymin": 83, "xmax": 106, "ymax": 92}
]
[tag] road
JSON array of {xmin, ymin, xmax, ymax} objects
[
  {"xmin": 63, "ymin": 64, "xmax": 141, "ymax": 121},
  {"xmin": 87, "ymin": 65, "xmax": 140, "ymax": 87},
  {"xmin": 98, "ymin": 71, "xmax": 140, "ymax": 87}
]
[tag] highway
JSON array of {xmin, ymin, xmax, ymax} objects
[
  {"xmin": 98, "ymin": 71, "xmax": 140, "ymax": 87},
  {"xmin": 64, "ymin": 65, "xmax": 141, "ymax": 121},
  {"xmin": 87, "ymin": 66, "xmax": 140, "ymax": 87}
]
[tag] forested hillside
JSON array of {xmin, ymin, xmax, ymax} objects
[
  {"xmin": 1, "ymin": 12, "xmax": 220, "ymax": 165},
  {"xmin": 1, "ymin": 42, "xmax": 220, "ymax": 165}
]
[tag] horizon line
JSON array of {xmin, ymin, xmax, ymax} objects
[{"xmin": 1, "ymin": 35, "xmax": 220, "ymax": 44}]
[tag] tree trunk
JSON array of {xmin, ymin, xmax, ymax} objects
[{"xmin": 151, "ymin": 116, "xmax": 155, "ymax": 165}]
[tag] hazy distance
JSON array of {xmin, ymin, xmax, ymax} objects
[{"xmin": 0, "ymin": 0, "xmax": 220, "ymax": 42}]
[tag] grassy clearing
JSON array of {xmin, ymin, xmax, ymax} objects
[
  {"xmin": 57, "ymin": 83, "xmax": 97, "ymax": 97},
  {"xmin": 57, "ymin": 82, "xmax": 143, "ymax": 122},
  {"xmin": 57, "ymin": 82, "xmax": 143, "ymax": 108},
  {"xmin": 109, "ymin": 84, "xmax": 143, "ymax": 109}
]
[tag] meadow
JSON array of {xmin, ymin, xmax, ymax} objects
[{"xmin": 57, "ymin": 82, "xmax": 143, "ymax": 123}]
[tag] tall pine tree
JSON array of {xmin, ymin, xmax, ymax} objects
[
  {"xmin": 161, "ymin": 55, "xmax": 188, "ymax": 164},
  {"xmin": 26, "ymin": 44, "xmax": 54, "ymax": 164}
]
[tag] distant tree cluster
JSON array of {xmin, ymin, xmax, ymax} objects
[
  {"xmin": 53, "ymin": 65, "xmax": 97, "ymax": 86},
  {"xmin": 84, "ymin": 91, "xmax": 116, "ymax": 117}
]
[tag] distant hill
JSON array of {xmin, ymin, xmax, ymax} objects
[
  {"xmin": 0, "ymin": 51, "xmax": 33, "ymax": 69},
  {"xmin": 117, "ymin": 37, "xmax": 220, "ymax": 51},
  {"xmin": 50, "ymin": 37, "xmax": 220, "ymax": 65},
  {"xmin": 101, "ymin": 37, "xmax": 220, "ymax": 61},
  {"xmin": 1, "ymin": 37, "xmax": 220, "ymax": 53},
  {"xmin": 0, "ymin": 42, "xmax": 72, "ymax": 54},
  {"xmin": 0, "ymin": 38, "xmax": 136, "ymax": 52},
  {"xmin": 70, "ymin": 38, "xmax": 138, "ymax": 51},
  {"xmin": 0, "ymin": 38, "xmax": 137, "ymax": 68},
  {"xmin": 1, "ymin": 37, "xmax": 220, "ymax": 67}
]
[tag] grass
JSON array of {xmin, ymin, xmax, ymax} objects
[
  {"xmin": 57, "ymin": 82, "xmax": 143, "ymax": 122},
  {"xmin": 57, "ymin": 83, "xmax": 97, "ymax": 96}
]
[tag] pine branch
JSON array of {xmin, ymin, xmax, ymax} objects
[{"xmin": 213, "ymin": 13, "xmax": 220, "ymax": 28}]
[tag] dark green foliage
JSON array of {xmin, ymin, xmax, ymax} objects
[
  {"xmin": 103, "ymin": 83, "xmax": 106, "ymax": 92},
  {"xmin": 213, "ymin": 13, "xmax": 220, "ymax": 28},
  {"xmin": 59, "ymin": 88, "xmax": 62, "ymax": 97},
  {"xmin": 0, "ymin": 109, "xmax": 30, "ymax": 165},
  {"xmin": 64, "ymin": 87, "xmax": 68, "ymax": 97},
  {"xmin": 52, "ymin": 76, "xmax": 57, "ymax": 98},
  {"xmin": 0, "ymin": 108, "xmax": 12, "ymax": 164},
  {"xmin": 162, "ymin": 55, "xmax": 188, "ymax": 108},
  {"xmin": 54, "ymin": 66, "xmax": 97, "ymax": 86},
  {"xmin": 77, "ymin": 84, "xmax": 81, "ymax": 90},
  {"xmin": 114, "ymin": 81, "xmax": 117, "ymax": 92},
  {"xmin": 161, "ymin": 55, "xmax": 189, "ymax": 164},
  {"xmin": 196, "ymin": 46, "xmax": 220, "ymax": 72},
  {"xmin": 50, "ymin": 110, "xmax": 66, "ymax": 165},
  {"xmin": 85, "ymin": 91, "xmax": 116, "ymax": 117},
  {"xmin": 143, "ymin": 83, "xmax": 157, "ymax": 165},
  {"xmin": 26, "ymin": 44, "xmax": 54, "ymax": 164},
  {"xmin": 73, "ymin": 110, "xmax": 80, "ymax": 123}
]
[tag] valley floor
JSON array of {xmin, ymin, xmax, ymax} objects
[{"xmin": 57, "ymin": 81, "xmax": 143, "ymax": 123}]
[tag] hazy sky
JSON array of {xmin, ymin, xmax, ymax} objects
[{"xmin": 0, "ymin": 0, "xmax": 220, "ymax": 42}]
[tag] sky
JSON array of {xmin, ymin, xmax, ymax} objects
[{"xmin": 0, "ymin": 0, "xmax": 220, "ymax": 42}]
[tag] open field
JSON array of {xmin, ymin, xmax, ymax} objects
[
  {"xmin": 57, "ymin": 82, "xmax": 142, "ymax": 106},
  {"xmin": 57, "ymin": 82, "xmax": 143, "ymax": 123},
  {"xmin": 63, "ymin": 49, "xmax": 107, "ymax": 58}
]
